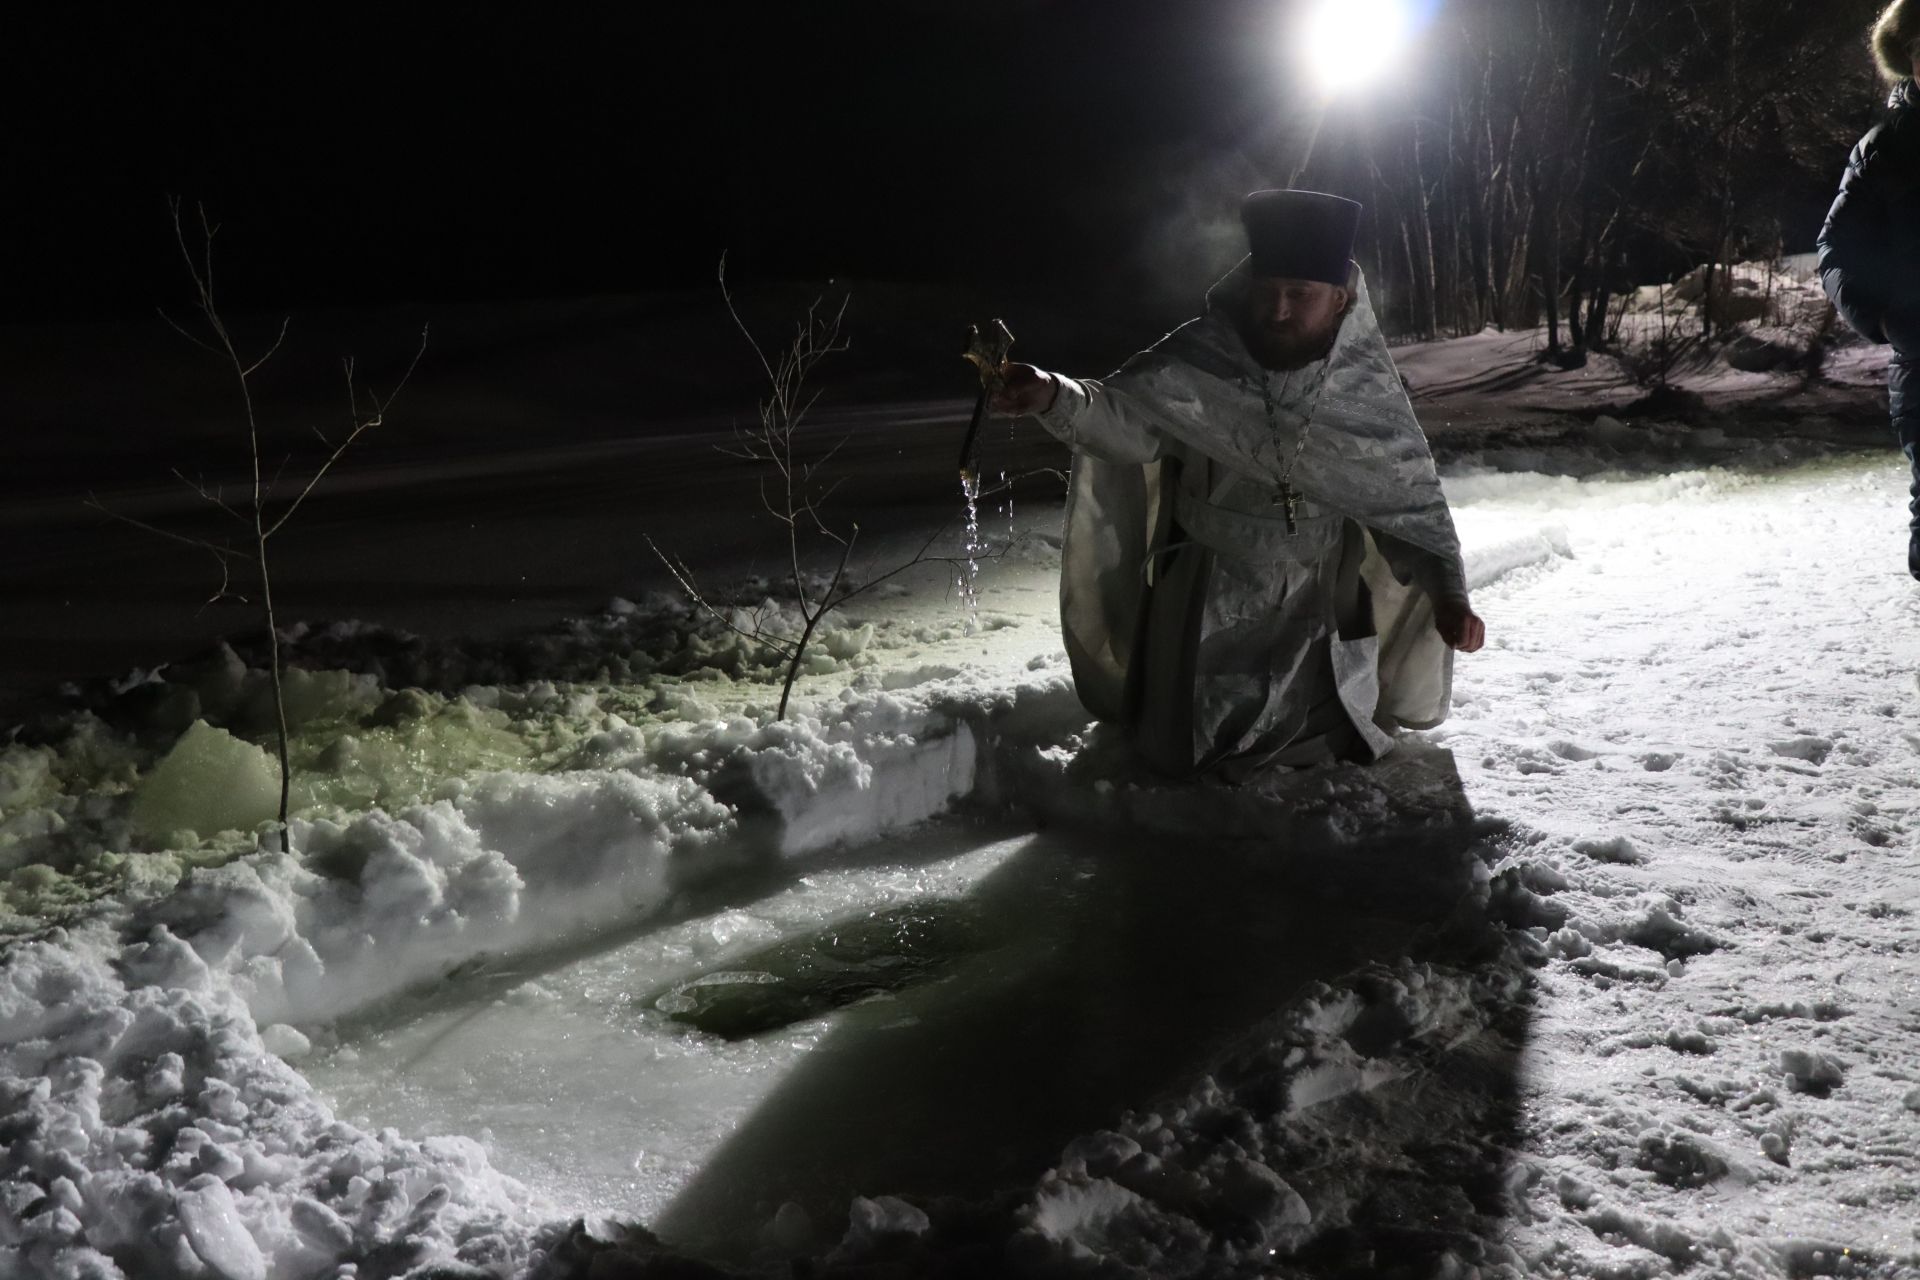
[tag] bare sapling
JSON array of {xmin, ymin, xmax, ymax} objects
[
  {"xmin": 649, "ymin": 258, "xmax": 1021, "ymax": 721},
  {"xmin": 89, "ymin": 199, "xmax": 426, "ymax": 853}
]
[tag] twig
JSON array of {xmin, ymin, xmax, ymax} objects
[
  {"xmin": 266, "ymin": 325, "xmax": 427, "ymax": 538},
  {"xmin": 644, "ymin": 535, "xmax": 800, "ymax": 659},
  {"xmin": 171, "ymin": 468, "xmax": 247, "ymax": 523},
  {"xmin": 86, "ymin": 494, "xmax": 246, "ymax": 561}
]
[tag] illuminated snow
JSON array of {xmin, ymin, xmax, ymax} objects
[{"xmin": 3, "ymin": 440, "xmax": 1919, "ymax": 1277}]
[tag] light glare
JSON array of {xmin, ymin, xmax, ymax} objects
[{"xmin": 1298, "ymin": 0, "xmax": 1415, "ymax": 96}]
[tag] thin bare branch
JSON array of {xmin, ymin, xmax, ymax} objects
[
  {"xmin": 265, "ymin": 325, "xmax": 428, "ymax": 538},
  {"xmin": 265, "ymin": 452, "xmax": 294, "ymax": 504},
  {"xmin": 86, "ymin": 494, "xmax": 246, "ymax": 562},
  {"xmin": 364, "ymin": 324, "xmax": 431, "ymax": 417},
  {"xmin": 156, "ymin": 306, "xmax": 222, "ymax": 357},
  {"xmin": 171, "ymin": 467, "xmax": 246, "ymax": 523},
  {"xmin": 193, "ymin": 554, "xmax": 249, "ymax": 613},
  {"xmin": 242, "ymin": 316, "xmax": 292, "ymax": 378},
  {"xmin": 644, "ymin": 535, "xmax": 800, "ymax": 659},
  {"xmin": 717, "ymin": 253, "xmax": 779, "ymax": 391},
  {"xmin": 802, "ymin": 430, "xmax": 852, "ymax": 479},
  {"xmin": 803, "ymin": 524, "xmax": 861, "ymax": 627}
]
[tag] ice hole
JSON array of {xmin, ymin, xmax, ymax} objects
[
  {"xmin": 306, "ymin": 816, "xmax": 1470, "ymax": 1259},
  {"xmin": 305, "ymin": 822, "xmax": 1027, "ymax": 1225}
]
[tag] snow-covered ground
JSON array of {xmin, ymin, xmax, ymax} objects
[
  {"xmin": 1394, "ymin": 259, "xmax": 1892, "ymax": 440},
  {"xmin": 1443, "ymin": 457, "xmax": 1920, "ymax": 1277},
  {"xmin": 5, "ymin": 405, "xmax": 1919, "ymax": 1277}
]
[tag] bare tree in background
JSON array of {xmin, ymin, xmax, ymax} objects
[
  {"xmin": 1650, "ymin": 0, "xmax": 1879, "ymax": 338},
  {"xmin": 89, "ymin": 199, "xmax": 426, "ymax": 853},
  {"xmin": 1297, "ymin": 0, "xmax": 1882, "ymax": 346}
]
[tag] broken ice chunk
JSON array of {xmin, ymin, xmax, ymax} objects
[
  {"xmin": 176, "ymin": 1175, "xmax": 266, "ymax": 1280},
  {"xmin": 131, "ymin": 721, "xmax": 279, "ymax": 841}
]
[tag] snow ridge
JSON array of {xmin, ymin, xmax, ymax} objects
[{"xmin": 0, "ymin": 677, "xmax": 984, "ymax": 1279}]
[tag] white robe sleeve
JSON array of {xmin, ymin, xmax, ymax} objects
[
  {"xmin": 1373, "ymin": 528, "xmax": 1469, "ymax": 602},
  {"xmin": 1034, "ymin": 373, "xmax": 1167, "ymax": 465}
]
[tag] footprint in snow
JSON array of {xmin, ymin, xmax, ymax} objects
[
  {"xmin": 1636, "ymin": 1131, "xmax": 1732, "ymax": 1188},
  {"xmin": 1510, "ymin": 746, "xmax": 1562, "ymax": 775},
  {"xmin": 1768, "ymin": 736, "xmax": 1833, "ymax": 766},
  {"xmin": 1620, "ymin": 906, "xmax": 1722, "ymax": 960},
  {"xmin": 1715, "ymin": 999, "xmax": 1849, "ymax": 1025},
  {"xmin": 1780, "ymin": 1047, "xmax": 1846, "ymax": 1096},
  {"xmin": 1572, "ymin": 834, "xmax": 1646, "ymax": 865}
]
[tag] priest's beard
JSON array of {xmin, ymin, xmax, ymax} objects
[{"xmin": 1238, "ymin": 312, "xmax": 1342, "ymax": 372}]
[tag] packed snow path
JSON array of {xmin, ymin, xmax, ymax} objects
[{"xmin": 1439, "ymin": 458, "xmax": 1920, "ymax": 1274}]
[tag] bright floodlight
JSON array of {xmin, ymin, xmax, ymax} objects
[{"xmin": 1297, "ymin": 0, "xmax": 1415, "ymax": 96}]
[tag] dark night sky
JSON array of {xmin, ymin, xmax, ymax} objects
[{"xmin": 9, "ymin": 2, "xmax": 1303, "ymax": 322}]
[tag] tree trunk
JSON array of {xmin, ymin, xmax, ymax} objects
[
  {"xmin": 1567, "ymin": 203, "xmax": 1594, "ymax": 355},
  {"xmin": 1413, "ymin": 118, "xmax": 1440, "ymax": 339},
  {"xmin": 1701, "ymin": 257, "xmax": 1717, "ymax": 341},
  {"xmin": 1399, "ymin": 212, "xmax": 1421, "ymax": 336},
  {"xmin": 1538, "ymin": 175, "xmax": 1563, "ymax": 355},
  {"xmin": 1584, "ymin": 246, "xmax": 1615, "ymax": 351}
]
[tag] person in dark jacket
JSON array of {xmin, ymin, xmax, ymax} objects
[{"xmin": 1819, "ymin": 0, "xmax": 1920, "ymax": 576}]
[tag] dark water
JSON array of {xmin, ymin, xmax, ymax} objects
[{"xmin": 648, "ymin": 899, "xmax": 1000, "ymax": 1042}]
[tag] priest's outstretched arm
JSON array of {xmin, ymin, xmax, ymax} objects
[
  {"xmin": 996, "ymin": 361, "xmax": 1485, "ymax": 653},
  {"xmin": 994, "ymin": 361, "xmax": 1168, "ymax": 465}
]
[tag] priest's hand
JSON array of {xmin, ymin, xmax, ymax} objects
[
  {"xmin": 1435, "ymin": 597, "xmax": 1486, "ymax": 653},
  {"xmin": 992, "ymin": 364, "xmax": 1060, "ymax": 416}
]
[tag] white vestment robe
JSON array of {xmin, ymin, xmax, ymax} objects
[{"xmin": 1035, "ymin": 265, "xmax": 1467, "ymax": 776}]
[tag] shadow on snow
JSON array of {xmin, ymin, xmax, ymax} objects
[{"xmin": 552, "ymin": 745, "xmax": 1541, "ymax": 1278}]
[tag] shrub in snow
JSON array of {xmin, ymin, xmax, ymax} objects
[
  {"xmin": 648, "ymin": 263, "xmax": 1003, "ymax": 721},
  {"xmin": 88, "ymin": 204, "xmax": 426, "ymax": 856}
]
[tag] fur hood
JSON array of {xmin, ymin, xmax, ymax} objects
[{"xmin": 1874, "ymin": 0, "xmax": 1919, "ymax": 82}]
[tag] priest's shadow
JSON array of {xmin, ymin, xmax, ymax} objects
[{"xmin": 649, "ymin": 747, "xmax": 1532, "ymax": 1269}]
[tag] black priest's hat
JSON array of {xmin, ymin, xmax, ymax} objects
[{"xmin": 1241, "ymin": 189, "xmax": 1362, "ymax": 286}]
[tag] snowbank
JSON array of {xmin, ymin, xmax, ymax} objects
[{"xmin": 0, "ymin": 627, "xmax": 1003, "ymax": 1279}]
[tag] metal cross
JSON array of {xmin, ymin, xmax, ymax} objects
[{"xmin": 958, "ymin": 319, "xmax": 1015, "ymax": 484}]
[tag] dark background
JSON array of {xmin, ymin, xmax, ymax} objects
[
  {"xmin": 7, "ymin": 2, "xmax": 1887, "ymax": 335},
  {"xmin": 8, "ymin": 1, "xmax": 1307, "ymax": 324}
]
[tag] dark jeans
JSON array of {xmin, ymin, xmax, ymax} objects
[{"xmin": 1895, "ymin": 351, "xmax": 1920, "ymax": 577}]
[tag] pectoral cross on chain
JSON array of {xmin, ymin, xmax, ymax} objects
[
  {"xmin": 1275, "ymin": 482, "xmax": 1300, "ymax": 535},
  {"xmin": 1259, "ymin": 373, "xmax": 1311, "ymax": 535}
]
